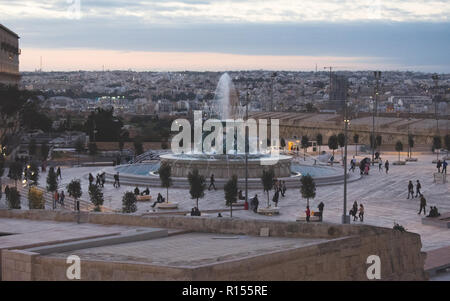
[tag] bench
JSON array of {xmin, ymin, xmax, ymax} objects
[
  {"xmin": 225, "ymin": 200, "xmax": 246, "ymax": 207},
  {"xmin": 296, "ymin": 212, "xmax": 322, "ymax": 222},
  {"xmin": 136, "ymin": 195, "xmax": 152, "ymax": 202}
]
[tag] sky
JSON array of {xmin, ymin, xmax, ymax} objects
[{"xmin": 1, "ymin": 0, "xmax": 450, "ymax": 72}]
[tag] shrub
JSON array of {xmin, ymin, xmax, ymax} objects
[
  {"xmin": 122, "ymin": 191, "xmax": 137, "ymax": 213},
  {"xmin": 89, "ymin": 184, "xmax": 104, "ymax": 212},
  {"xmin": 7, "ymin": 187, "xmax": 21, "ymax": 209},
  {"xmin": 28, "ymin": 186, "xmax": 45, "ymax": 209}
]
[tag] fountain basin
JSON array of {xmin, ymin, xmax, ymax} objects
[{"xmin": 160, "ymin": 153, "xmax": 293, "ymax": 179}]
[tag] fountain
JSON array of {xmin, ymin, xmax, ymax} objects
[
  {"xmin": 103, "ymin": 74, "xmax": 354, "ymax": 188},
  {"xmin": 160, "ymin": 73, "xmax": 292, "ymax": 179}
]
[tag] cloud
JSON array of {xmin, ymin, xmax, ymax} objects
[{"xmin": 1, "ymin": 0, "xmax": 450, "ymax": 23}]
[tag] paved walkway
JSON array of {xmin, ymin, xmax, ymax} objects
[{"xmin": 1, "ymin": 153, "xmax": 448, "ymax": 251}]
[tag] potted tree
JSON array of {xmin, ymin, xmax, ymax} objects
[
  {"xmin": 188, "ymin": 169, "xmax": 206, "ymax": 213},
  {"xmin": 224, "ymin": 175, "xmax": 238, "ymax": 218},
  {"xmin": 157, "ymin": 162, "xmax": 178, "ymax": 209},
  {"xmin": 394, "ymin": 141, "xmax": 406, "ymax": 165}
]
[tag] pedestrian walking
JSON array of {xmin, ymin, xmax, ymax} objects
[
  {"xmin": 56, "ymin": 167, "xmax": 62, "ymax": 180},
  {"xmin": 437, "ymin": 160, "xmax": 442, "ymax": 173},
  {"xmin": 208, "ymin": 174, "xmax": 216, "ymax": 190},
  {"xmin": 281, "ymin": 181, "xmax": 287, "ymax": 197},
  {"xmin": 378, "ymin": 159, "xmax": 383, "ymax": 172},
  {"xmin": 418, "ymin": 195, "xmax": 427, "ymax": 215},
  {"xmin": 358, "ymin": 204, "xmax": 364, "ymax": 222},
  {"xmin": 272, "ymin": 189, "xmax": 279, "ymax": 207},
  {"xmin": 385, "ymin": 160, "xmax": 389, "ymax": 174},
  {"xmin": 443, "ymin": 160, "xmax": 448, "ymax": 174},
  {"xmin": 59, "ymin": 190, "xmax": 65, "ymax": 206},
  {"xmin": 53, "ymin": 191, "xmax": 59, "ymax": 209},
  {"xmin": 305, "ymin": 206, "xmax": 311, "ymax": 222},
  {"xmin": 415, "ymin": 180, "xmax": 421, "ymax": 198},
  {"xmin": 113, "ymin": 172, "xmax": 120, "ymax": 188},
  {"xmin": 88, "ymin": 173, "xmax": 94, "ymax": 186},
  {"xmin": 4, "ymin": 185, "xmax": 10, "ymax": 202},
  {"xmin": 351, "ymin": 201, "xmax": 358, "ymax": 221},
  {"xmin": 407, "ymin": 181, "xmax": 414, "ymax": 199}
]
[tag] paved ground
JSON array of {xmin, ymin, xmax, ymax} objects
[
  {"xmin": 53, "ymin": 232, "xmax": 326, "ymax": 266},
  {"xmin": 0, "ymin": 218, "xmax": 144, "ymax": 250},
  {"xmin": 1, "ymin": 152, "xmax": 449, "ymax": 251}
]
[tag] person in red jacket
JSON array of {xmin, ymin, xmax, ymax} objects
[{"xmin": 305, "ymin": 206, "xmax": 311, "ymax": 222}]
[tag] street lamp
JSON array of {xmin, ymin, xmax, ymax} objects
[
  {"xmin": 431, "ymin": 74, "xmax": 439, "ymax": 134},
  {"xmin": 342, "ymin": 97, "xmax": 351, "ymax": 224},
  {"xmin": 241, "ymin": 81, "xmax": 250, "ymax": 206},
  {"xmin": 372, "ymin": 71, "xmax": 381, "ymax": 166}
]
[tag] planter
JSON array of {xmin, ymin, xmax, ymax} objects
[
  {"xmin": 156, "ymin": 202, "xmax": 179, "ymax": 209},
  {"xmin": 393, "ymin": 161, "xmax": 406, "ymax": 165},
  {"xmin": 405, "ymin": 158, "xmax": 418, "ymax": 162},
  {"xmin": 257, "ymin": 206, "xmax": 280, "ymax": 215}
]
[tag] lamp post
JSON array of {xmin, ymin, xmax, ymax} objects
[
  {"xmin": 342, "ymin": 88, "xmax": 350, "ymax": 224},
  {"xmin": 432, "ymin": 74, "xmax": 439, "ymax": 134},
  {"xmin": 243, "ymin": 82, "xmax": 250, "ymax": 206},
  {"xmin": 372, "ymin": 71, "xmax": 381, "ymax": 166}
]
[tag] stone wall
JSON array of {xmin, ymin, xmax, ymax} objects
[
  {"xmin": 2, "ymin": 233, "xmax": 426, "ymax": 281},
  {"xmin": 0, "ymin": 209, "xmax": 427, "ymax": 280}
]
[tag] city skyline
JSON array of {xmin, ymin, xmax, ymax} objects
[{"xmin": 2, "ymin": 0, "xmax": 449, "ymax": 72}]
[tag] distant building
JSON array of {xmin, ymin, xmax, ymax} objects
[
  {"xmin": 0, "ymin": 24, "xmax": 20, "ymax": 86},
  {"xmin": 321, "ymin": 74, "xmax": 348, "ymax": 112}
]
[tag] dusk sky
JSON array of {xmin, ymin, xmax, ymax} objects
[{"xmin": 1, "ymin": 0, "xmax": 450, "ymax": 72}]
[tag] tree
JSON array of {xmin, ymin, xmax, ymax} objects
[
  {"xmin": 118, "ymin": 139, "xmax": 124, "ymax": 152},
  {"xmin": 40, "ymin": 142, "xmax": 50, "ymax": 161},
  {"xmin": 445, "ymin": 134, "xmax": 450, "ymax": 157},
  {"xmin": 46, "ymin": 167, "xmax": 58, "ymax": 193},
  {"xmin": 122, "ymin": 191, "xmax": 137, "ymax": 213},
  {"xmin": 316, "ymin": 133, "xmax": 323, "ymax": 154},
  {"xmin": 432, "ymin": 136, "xmax": 442, "ymax": 161},
  {"xmin": 134, "ymin": 138, "xmax": 144, "ymax": 156},
  {"xmin": 280, "ymin": 138, "xmax": 286, "ymax": 150},
  {"xmin": 376, "ymin": 135, "xmax": 382, "ymax": 151},
  {"xmin": 8, "ymin": 161, "xmax": 23, "ymax": 187},
  {"xmin": 67, "ymin": 179, "xmax": 82, "ymax": 211},
  {"xmin": 328, "ymin": 135, "xmax": 338, "ymax": 165},
  {"xmin": 27, "ymin": 161, "xmax": 39, "ymax": 186},
  {"xmin": 224, "ymin": 175, "xmax": 238, "ymax": 217},
  {"xmin": 158, "ymin": 162, "xmax": 172, "ymax": 203},
  {"xmin": 188, "ymin": 169, "xmax": 206, "ymax": 209},
  {"xmin": 88, "ymin": 142, "xmax": 98, "ymax": 156},
  {"xmin": 0, "ymin": 156, "xmax": 4, "ymax": 200},
  {"xmin": 353, "ymin": 134, "xmax": 359, "ymax": 156},
  {"xmin": 337, "ymin": 133, "xmax": 346, "ymax": 161},
  {"xmin": 28, "ymin": 186, "xmax": 45, "ymax": 209},
  {"xmin": 7, "ymin": 187, "xmax": 21, "ymax": 209},
  {"xmin": 261, "ymin": 168, "xmax": 275, "ymax": 207},
  {"xmin": 74, "ymin": 138, "xmax": 85, "ymax": 165},
  {"xmin": 300, "ymin": 174, "xmax": 316, "ymax": 207},
  {"xmin": 395, "ymin": 141, "xmax": 403, "ymax": 162},
  {"xmin": 408, "ymin": 135, "xmax": 414, "ymax": 158},
  {"xmin": 370, "ymin": 134, "xmax": 377, "ymax": 150},
  {"xmin": 28, "ymin": 139, "xmax": 37, "ymax": 158},
  {"xmin": 84, "ymin": 108, "xmax": 123, "ymax": 142},
  {"xmin": 89, "ymin": 184, "xmax": 104, "ymax": 212},
  {"xmin": 301, "ymin": 136, "xmax": 309, "ymax": 161}
]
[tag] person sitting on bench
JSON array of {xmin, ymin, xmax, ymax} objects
[
  {"xmin": 151, "ymin": 193, "xmax": 165, "ymax": 208},
  {"xmin": 238, "ymin": 190, "xmax": 245, "ymax": 201},
  {"xmin": 140, "ymin": 187, "xmax": 150, "ymax": 196}
]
